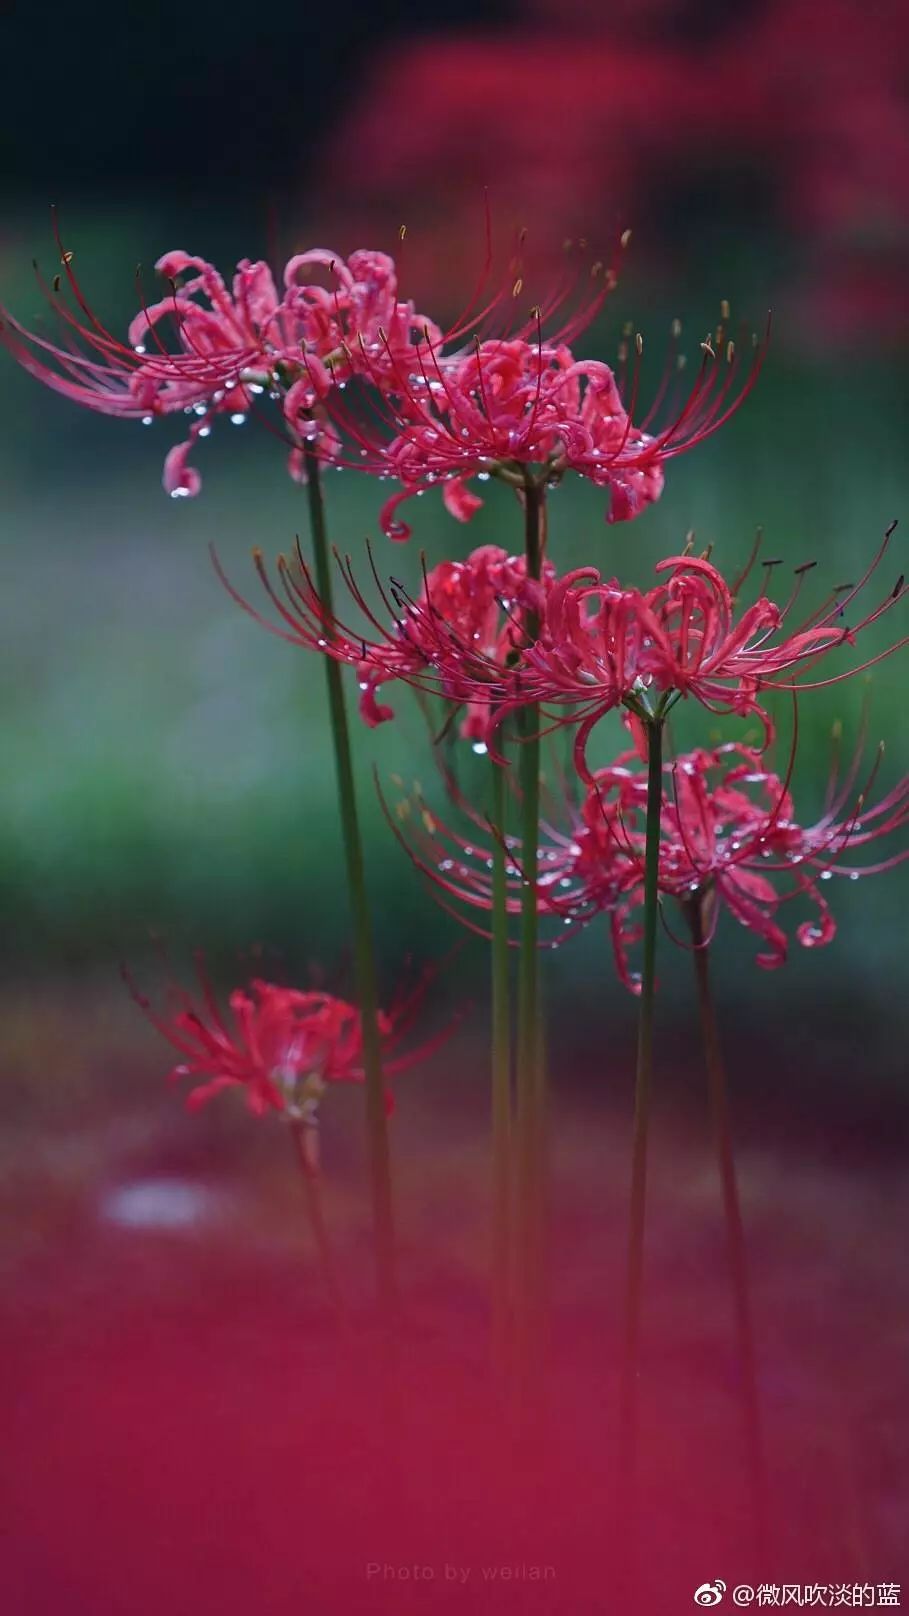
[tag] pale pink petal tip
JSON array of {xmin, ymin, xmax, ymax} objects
[{"xmin": 163, "ymin": 440, "xmax": 202, "ymax": 499}]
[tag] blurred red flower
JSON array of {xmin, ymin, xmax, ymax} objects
[
  {"xmin": 314, "ymin": 0, "xmax": 909, "ymax": 345},
  {"xmin": 124, "ymin": 959, "xmax": 450, "ymax": 1120}
]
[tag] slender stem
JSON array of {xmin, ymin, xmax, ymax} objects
[
  {"xmin": 688, "ymin": 898, "xmax": 770, "ymax": 1560},
  {"xmin": 618, "ymin": 715, "xmax": 664, "ymax": 1516},
  {"xmin": 303, "ymin": 448, "xmax": 397, "ymax": 1318},
  {"xmin": 289, "ymin": 1121, "xmax": 347, "ymax": 1327},
  {"xmin": 490, "ymin": 752, "xmax": 512, "ymax": 1369},
  {"xmin": 515, "ymin": 479, "xmax": 544, "ymax": 1378}
]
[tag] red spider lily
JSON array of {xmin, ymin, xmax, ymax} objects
[
  {"xmin": 213, "ymin": 540, "xmax": 556, "ymax": 745},
  {"xmin": 0, "ymin": 220, "xmax": 440, "ymax": 498},
  {"xmin": 492, "ymin": 526, "xmax": 906, "ymax": 780},
  {"xmin": 315, "ymin": 306, "xmax": 768, "ymax": 542},
  {"xmin": 123, "ymin": 956, "xmax": 454, "ymax": 1129},
  {"xmin": 379, "ymin": 730, "xmax": 909, "ymax": 989},
  {"xmin": 217, "ymin": 528, "xmax": 904, "ymax": 771},
  {"xmin": 583, "ymin": 737, "xmax": 909, "ymax": 986}
]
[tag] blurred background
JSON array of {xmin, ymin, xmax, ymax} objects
[{"xmin": 1, "ymin": 0, "xmax": 908, "ymax": 1608}]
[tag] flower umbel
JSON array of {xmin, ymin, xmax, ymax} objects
[
  {"xmin": 382, "ymin": 730, "xmax": 908, "ymax": 987},
  {"xmin": 490, "ymin": 526, "xmax": 905, "ymax": 779},
  {"xmin": 2, "ymin": 219, "xmax": 766, "ymax": 534},
  {"xmin": 124, "ymin": 957, "xmax": 452, "ymax": 1126},
  {"xmin": 569, "ymin": 734, "xmax": 909, "ymax": 983},
  {"xmin": 0, "ymin": 221, "xmax": 439, "ymax": 498},
  {"xmin": 314, "ymin": 302, "xmax": 768, "ymax": 542}
]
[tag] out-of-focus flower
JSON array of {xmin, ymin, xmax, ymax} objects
[
  {"xmin": 383, "ymin": 732, "xmax": 909, "ymax": 988},
  {"xmin": 124, "ymin": 958, "xmax": 451, "ymax": 1124},
  {"xmin": 315, "ymin": 0, "xmax": 909, "ymax": 348},
  {"xmin": 214, "ymin": 540, "xmax": 556, "ymax": 744}
]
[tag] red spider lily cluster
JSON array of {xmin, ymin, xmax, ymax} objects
[
  {"xmin": 4, "ymin": 204, "xmax": 907, "ymax": 1443},
  {"xmin": 219, "ymin": 525, "xmax": 905, "ymax": 780},
  {"xmin": 0, "ymin": 218, "xmax": 767, "ymax": 535},
  {"xmin": 2, "ymin": 216, "xmax": 905, "ymax": 1086},
  {"xmin": 383, "ymin": 729, "xmax": 909, "ymax": 991}
]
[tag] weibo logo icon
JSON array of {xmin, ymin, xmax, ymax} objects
[{"xmin": 693, "ymin": 1582, "xmax": 726, "ymax": 1607}]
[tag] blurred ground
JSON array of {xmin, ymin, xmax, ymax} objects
[{"xmin": 2, "ymin": 987, "xmax": 907, "ymax": 1611}]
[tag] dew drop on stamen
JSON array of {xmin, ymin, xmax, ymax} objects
[
  {"xmin": 471, "ymin": 741, "xmax": 488, "ymax": 756},
  {"xmin": 230, "ymin": 413, "xmax": 247, "ymax": 426},
  {"xmin": 141, "ymin": 415, "xmax": 153, "ymax": 426},
  {"xmin": 820, "ymin": 870, "xmax": 833, "ymax": 881}
]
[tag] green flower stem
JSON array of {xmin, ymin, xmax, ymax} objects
[
  {"xmin": 490, "ymin": 752, "xmax": 512, "ymax": 1369},
  {"xmin": 688, "ymin": 897, "xmax": 770, "ymax": 1559},
  {"xmin": 289, "ymin": 1121, "xmax": 347, "ymax": 1328},
  {"xmin": 303, "ymin": 448, "xmax": 397, "ymax": 1318},
  {"xmin": 515, "ymin": 478, "xmax": 545, "ymax": 1375},
  {"xmin": 618, "ymin": 713, "xmax": 664, "ymax": 1511}
]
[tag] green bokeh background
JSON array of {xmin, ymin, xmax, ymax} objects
[{"xmin": 1, "ymin": 208, "xmax": 906, "ymax": 1105}]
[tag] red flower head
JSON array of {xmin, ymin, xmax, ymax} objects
[
  {"xmin": 568, "ymin": 734, "xmax": 909, "ymax": 987},
  {"xmin": 214, "ymin": 540, "xmax": 556, "ymax": 746},
  {"xmin": 124, "ymin": 956, "xmax": 453, "ymax": 1127},
  {"xmin": 380, "ymin": 727, "xmax": 908, "ymax": 991},
  {"xmin": 497, "ymin": 525, "xmax": 906, "ymax": 779},
  {"xmin": 312, "ymin": 277, "xmax": 768, "ymax": 541},
  {"xmin": 0, "ymin": 219, "xmax": 440, "ymax": 498}
]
